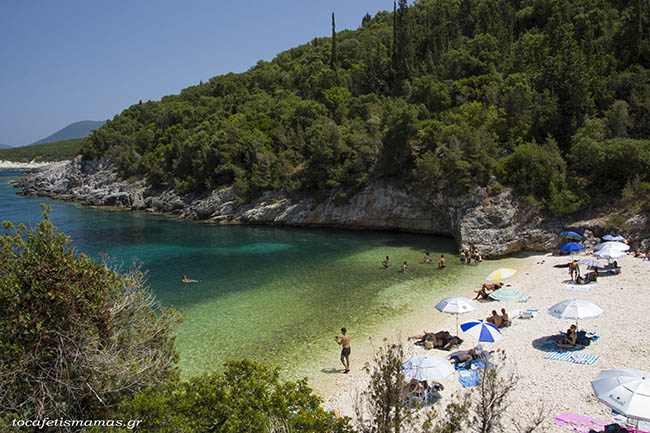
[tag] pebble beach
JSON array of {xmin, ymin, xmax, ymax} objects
[{"xmin": 322, "ymin": 252, "xmax": 650, "ymax": 432}]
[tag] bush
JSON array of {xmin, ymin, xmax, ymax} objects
[
  {"xmin": 109, "ymin": 360, "xmax": 354, "ymax": 433},
  {"xmin": 0, "ymin": 207, "xmax": 181, "ymax": 430}
]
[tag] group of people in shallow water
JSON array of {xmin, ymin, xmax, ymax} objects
[{"xmin": 381, "ymin": 252, "xmax": 453, "ymax": 272}]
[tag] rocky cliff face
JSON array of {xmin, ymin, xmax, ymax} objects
[{"xmin": 14, "ymin": 157, "xmax": 646, "ymax": 257}]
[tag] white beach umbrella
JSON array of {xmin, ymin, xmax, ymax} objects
[
  {"xmin": 401, "ymin": 355, "xmax": 455, "ymax": 381},
  {"xmin": 592, "ymin": 369, "xmax": 650, "ymax": 424},
  {"xmin": 435, "ymin": 296, "xmax": 478, "ymax": 335},
  {"xmin": 485, "ymin": 268, "xmax": 517, "ymax": 281},
  {"xmin": 548, "ymin": 298, "xmax": 604, "ymax": 328},
  {"xmin": 594, "ymin": 248, "xmax": 626, "ymax": 259},
  {"xmin": 602, "ymin": 235, "xmax": 626, "ymax": 242},
  {"xmin": 595, "ymin": 241, "xmax": 630, "ymax": 252}
]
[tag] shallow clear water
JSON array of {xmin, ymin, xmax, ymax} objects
[{"xmin": 1, "ymin": 171, "xmax": 496, "ymax": 381}]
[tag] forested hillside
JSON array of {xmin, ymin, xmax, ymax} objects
[{"xmin": 80, "ymin": 0, "xmax": 650, "ymax": 215}]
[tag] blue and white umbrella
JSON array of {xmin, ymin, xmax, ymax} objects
[
  {"xmin": 460, "ymin": 320, "xmax": 503, "ymax": 343},
  {"xmin": 560, "ymin": 242, "xmax": 585, "ymax": 253}
]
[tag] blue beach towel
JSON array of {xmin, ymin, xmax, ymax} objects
[
  {"xmin": 544, "ymin": 351, "xmax": 599, "ymax": 365},
  {"xmin": 458, "ymin": 369, "xmax": 481, "ymax": 388}
]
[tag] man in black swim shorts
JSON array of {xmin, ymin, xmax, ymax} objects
[{"xmin": 335, "ymin": 327, "xmax": 351, "ymax": 373}]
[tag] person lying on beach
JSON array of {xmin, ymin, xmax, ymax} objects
[
  {"xmin": 401, "ymin": 378, "xmax": 426, "ymax": 405},
  {"xmin": 182, "ymin": 275, "xmax": 199, "ymax": 283},
  {"xmin": 486, "ymin": 310, "xmax": 503, "ymax": 328},
  {"xmin": 474, "ymin": 283, "xmax": 502, "ymax": 300},
  {"xmin": 447, "ymin": 348, "xmax": 475, "ymax": 366},
  {"xmin": 408, "ymin": 331, "xmax": 458, "ymax": 350}
]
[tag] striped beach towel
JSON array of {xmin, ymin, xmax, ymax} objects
[{"xmin": 544, "ymin": 351, "xmax": 598, "ymax": 365}]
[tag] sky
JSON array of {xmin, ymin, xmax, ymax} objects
[{"xmin": 0, "ymin": 1, "xmax": 393, "ymax": 146}]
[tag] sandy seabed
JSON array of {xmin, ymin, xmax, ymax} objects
[{"xmin": 321, "ymin": 253, "xmax": 650, "ymax": 432}]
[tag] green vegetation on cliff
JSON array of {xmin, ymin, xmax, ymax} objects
[
  {"xmin": 0, "ymin": 137, "xmax": 84, "ymax": 162},
  {"xmin": 80, "ymin": 0, "xmax": 650, "ymax": 214}
]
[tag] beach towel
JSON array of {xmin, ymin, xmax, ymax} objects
[
  {"xmin": 458, "ymin": 369, "xmax": 480, "ymax": 388},
  {"xmin": 544, "ymin": 351, "xmax": 598, "ymax": 365},
  {"xmin": 554, "ymin": 412, "xmax": 607, "ymax": 433},
  {"xmin": 565, "ymin": 283, "xmax": 595, "ymax": 292}
]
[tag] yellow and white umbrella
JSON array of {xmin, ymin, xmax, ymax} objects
[{"xmin": 485, "ymin": 268, "xmax": 517, "ymax": 282}]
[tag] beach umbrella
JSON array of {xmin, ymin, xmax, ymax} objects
[
  {"xmin": 460, "ymin": 320, "xmax": 503, "ymax": 343},
  {"xmin": 561, "ymin": 231, "xmax": 583, "ymax": 239},
  {"xmin": 488, "ymin": 287, "xmax": 526, "ymax": 302},
  {"xmin": 548, "ymin": 298, "xmax": 604, "ymax": 329},
  {"xmin": 578, "ymin": 257, "xmax": 606, "ymax": 269},
  {"xmin": 401, "ymin": 355, "xmax": 455, "ymax": 381},
  {"xmin": 560, "ymin": 242, "xmax": 585, "ymax": 253},
  {"xmin": 594, "ymin": 244, "xmax": 627, "ymax": 260},
  {"xmin": 435, "ymin": 296, "xmax": 478, "ymax": 335},
  {"xmin": 595, "ymin": 241, "xmax": 630, "ymax": 252},
  {"xmin": 485, "ymin": 268, "xmax": 517, "ymax": 282},
  {"xmin": 603, "ymin": 235, "xmax": 626, "ymax": 242},
  {"xmin": 592, "ymin": 369, "xmax": 650, "ymax": 427}
]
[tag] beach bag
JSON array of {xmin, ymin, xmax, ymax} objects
[{"xmin": 520, "ymin": 311, "xmax": 533, "ymax": 319}]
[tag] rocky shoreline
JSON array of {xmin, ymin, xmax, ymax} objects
[{"xmin": 11, "ymin": 157, "xmax": 648, "ymax": 256}]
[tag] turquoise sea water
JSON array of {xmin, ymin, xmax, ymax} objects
[{"xmin": 1, "ymin": 171, "xmax": 502, "ymax": 384}]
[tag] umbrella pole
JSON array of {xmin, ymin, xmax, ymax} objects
[{"xmin": 456, "ymin": 315, "xmax": 459, "ymax": 337}]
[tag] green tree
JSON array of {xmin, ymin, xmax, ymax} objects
[{"xmin": 0, "ymin": 207, "xmax": 180, "ymax": 429}]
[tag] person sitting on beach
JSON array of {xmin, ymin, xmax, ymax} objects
[
  {"xmin": 474, "ymin": 282, "xmax": 503, "ymax": 300},
  {"xmin": 382, "ymin": 256, "xmax": 390, "ymax": 269},
  {"xmin": 499, "ymin": 308, "xmax": 510, "ymax": 327},
  {"xmin": 402, "ymin": 261, "xmax": 408, "ymax": 272},
  {"xmin": 556, "ymin": 324, "xmax": 578, "ymax": 349},
  {"xmin": 182, "ymin": 275, "xmax": 199, "ymax": 283},
  {"xmin": 424, "ymin": 252, "xmax": 431, "ymax": 263},
  {"xmin": 401, "ymin": 378, "xmax": 426, "ymax": 405},
  {"xmin": 585, "ymin": 269, "xmax": 598, "ymax": 282},
  {"xmin": 486, "ymin": 310, "xmax": 503, "ymax": 328}
]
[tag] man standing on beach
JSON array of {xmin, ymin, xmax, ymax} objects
[{"xmin": 335, "ymin": 327, "xmax": 351, "ymax": 373}]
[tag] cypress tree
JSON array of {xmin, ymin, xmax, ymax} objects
[{"xmin": 330, "ymin": 12, "xmax": 337, "ymax": 69}]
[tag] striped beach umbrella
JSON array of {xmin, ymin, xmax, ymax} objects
[
  {"xmin": 485, "ymin": 268, "xmax": 517, "ymax": 282},
  {"xmin": 460, "ymin": 320, "xmax": 503, "ymax": 343},
  {"xmin": 488, "ymin": 287, "xmax": 526, "ymax": 302}
]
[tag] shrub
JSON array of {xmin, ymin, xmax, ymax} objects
[{"xmin": 0, "ymin": 207, "xmax": 180, "ymax": 430}]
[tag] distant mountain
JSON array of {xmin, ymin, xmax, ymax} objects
[
  {"xmin": 0, "ymin": 144, "xmax": 13, "ymax": 149},
  {"xmin": 29, "ymin": 120, "xmax": 105, "ymax": 146}
]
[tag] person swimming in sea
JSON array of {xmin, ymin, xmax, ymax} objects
[{"xmin": 182, "ymin": 275, "xmax": 199, "ymax": 283}]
